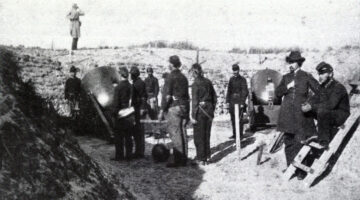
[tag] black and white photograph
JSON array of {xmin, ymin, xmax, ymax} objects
[{"xmin": 0, "ymin": 0, "xmax": 360, "ymax": 199}]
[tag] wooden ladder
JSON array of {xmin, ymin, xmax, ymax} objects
[{"xmin": 283, "ymin": 111, "xmax": 360, "ymax": 187}]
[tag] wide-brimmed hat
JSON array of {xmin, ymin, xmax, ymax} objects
[
  {"xmin": 70, "ymin": 66, "xmax": 79, "ymax": 72},
  {"xmin": 72, "ymin": 3, "xmax": 79, "ymax": 9},
  {"xmin": 316, "ymin": 62, "xmax": 333, "ymax": 74},
  {"xmin": 286, "ymin": 51, "xmax": 305, "ymax": 64}
]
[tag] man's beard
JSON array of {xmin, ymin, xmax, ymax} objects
[{"xmin": 320, "ymin": 76, "xmax": 331, "ymax": 85}]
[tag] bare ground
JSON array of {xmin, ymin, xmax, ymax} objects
[{"xmin": 78, "ymin": 114, "xmax": 360, "ymax": 200}]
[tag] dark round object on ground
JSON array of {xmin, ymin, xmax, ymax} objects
[{"xmin": 152, "ymin": 144, "xmax": 170, "ymax": 162}]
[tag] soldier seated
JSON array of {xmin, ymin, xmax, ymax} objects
[{"xmin": 301, "ymin": 62, "xmax": 350, "ymax": 149}]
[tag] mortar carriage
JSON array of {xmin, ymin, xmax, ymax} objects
[{"xmin": 247, "ymin": 69, "xmax": 282, "ymax": 130}]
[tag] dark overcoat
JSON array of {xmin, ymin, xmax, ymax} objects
[{"xmin": 275, "ymin": 69, "xmax": 319, "ymax": 137}]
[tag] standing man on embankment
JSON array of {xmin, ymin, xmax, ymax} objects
[{"xmin": 66, "ymin": 3, "xmax": 84, "ymax": 52}]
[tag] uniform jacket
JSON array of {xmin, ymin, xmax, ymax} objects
[
  {"xmin": 132, "ymin": 77, "xmax": 148, "ymax": 110},
  {"xmin": 67, "ymin": 8, "xmax": 84, "ymax": 38},
  {"xmin": 275, "ymin": 69, "xmax": 319, "ymax": 135},
  {"xmin": 114, "ymin": 80, "xmax": 132, "ymax": 111},
  {"xmin": 144, "ymin": 76, "xmax": 159, "ymax": 98},
  {"xmin": 191, "ymin": 76, "xmax": 217, "ymax": 119},
  {"xmin": 226, "ymin": 75, "xmax": 249, "ymax": 106},
  {"xmin": 161, "ymin": 68, "xmax": 190, "ymax": 112},
  {"xmin": 309, "ymin": 79, "xmax": 350, "ymax": 125},
  {"xmin": 65, "ymin": 77, "xmax": 81, "ymax": 100}
]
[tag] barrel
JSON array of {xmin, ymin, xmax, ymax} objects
[{"xmin": 81, "ymin": 67, "xmax": 121, "ymax": 110}]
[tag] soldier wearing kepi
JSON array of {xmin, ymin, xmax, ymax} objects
[
  {"xmin": 65, "ymin": 66, "xmax": 81, "ymax": 118},
  {"xmin": 275, "ymin": 51, "xmax": 319, "ymax": 172},
  {"xmin": 113, "ymin": 67, "xmax": 133, "ymax": 161},
  {"xmin": 226, "ymin": 64, "xmax": 249, "ymax": 140},
  {"xmin": 144, "ymin": 67, "xmax": 160, "ymax": 119},
  {"xmin": 66, "ymin": 3, "xmax": 84, "ymax": 51},
  {"xmin": 302, "ymin": 62, "xmax": 350, "ymax": 148},
  {"xmin": 130, "ymin": 66, "xmax": 148, "ymax": 158},
  {"xmin": 158, "ymin": 55, "xmax": 190, "ymax": 168},
  {"xmin": 190, "ymin": 64, "xmax": 217, "ymax": 165}
]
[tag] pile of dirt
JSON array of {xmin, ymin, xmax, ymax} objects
[{"xmin": 0, "ymin": 47, "xmax": 134, "ymax": 199}]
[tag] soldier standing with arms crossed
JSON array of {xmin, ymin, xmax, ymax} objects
[
  {"xmin": 158, "ymin": 55, "xmax": 190, "ymax": 168},
  {"xmin": 66, "ymin": 3, "xmax": 84, "ymax": 52},
  {"xmin": 190, "ymin": 64, "xmax": 217, "ymax": 165}
]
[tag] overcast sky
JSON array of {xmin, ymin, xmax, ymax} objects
[{"xmin": 0, "ymin": 0, "xmax": 359, "ymax": 50}]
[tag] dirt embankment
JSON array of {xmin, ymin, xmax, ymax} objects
[{"xmin": 0, "ymin": 47, "xmax": 134, "ymax": 200}]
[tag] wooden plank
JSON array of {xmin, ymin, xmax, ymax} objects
[
  {"xmin": 257, "ymin": 143, "xmax": 265, "ymax": 165},
  {"xmin": 235, "ymin": 104, "xmax": 241, "ymax": 156},
  {"xmin": 303, "ymin": 112, "xmax": 360, "ymax": 187},
  {"xmin": 283, "ymin": 145, "xmax": 312, "ymax": 180},
  {"xmin": 307, "ymin": 142, "xmax": 324, "ymax": 150},
  {"xmin": 292, "ymin": 161, "xmax": 314, "ymax": 174}
]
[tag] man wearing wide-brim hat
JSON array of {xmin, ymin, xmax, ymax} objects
[
  {"xmin": 65, "ymin": 65, "xmax": 81, "ymax": 118},
  {"xmin": 301, "ymin": 62, "xmax": 350, "ymax": 148},
  {"xmin": 275, "ymin": 51, "xmax": 319, "ymax": 179}
]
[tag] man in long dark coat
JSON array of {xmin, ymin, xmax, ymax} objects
[
  {"xmin": 130, "ymin": 66, "xmax": 148, "ymax": 158},
  {"xmin": 158, "ymin": 55, "xmax": 190, "ymax": 167},
  {"xmin": 190, "ymin": 64, "xmax": 217, "ymax": 165},
  {"xmin": 113, "ymin": 67, "xmax": 133, "ymax": 161},
  {"xmin": 226, "ymin": 64, "xmax": 249, "ymax": 139},
  {"xmin": 275, "ymin": 51, "xmax": 319, "ymax": 169},
  {"xmin": 66, "ymin": 3, "xmax": 84, "ymax": 51},
  {"xmin": 144, "ymin": 67, "xmax": 159, "ymax": 119},
  {"xmin": 302, "ymin": 62, "xmax": 350, "ymax": 148}
]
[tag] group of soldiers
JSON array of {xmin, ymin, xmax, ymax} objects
[{"xmin": 64, "ymin": 50, "xmax": 351, "ymax": 170}]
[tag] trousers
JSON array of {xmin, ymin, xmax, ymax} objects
[
  {"xmin": 167, "ymin": 105, "xmax": 189, "ymax": 164},
  {"xmin": 71, "ymin": 38, "xmax": 78, "ymax": 50},
  {"xmin": 133, "ymin": 108, "xmax": 145, "ymax": 157},
  {"xmin": 114, "ymin": 116, "xmax": 133, "ymax": 159},
  {"xmin": 193, "ymin": 112, "xmax": 212, "ymax": 161}
]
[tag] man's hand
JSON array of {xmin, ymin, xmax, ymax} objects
[
  {"xmin": 190, "ymin": 117, "xmax": 197, "ymax": 125},
  {"xmin": 224, "ymin": 103, "xmax": 230, "ymax": 110},
  {"xmin": 140, "ymin": 109, "xmax": 146, "ymax": 116},
  {"xmin": 301, "ymin": 102, "xmax": 312, "ymax": 112},
  {"xmin": 287, "ymin": 80, "xmax": 295, "ymax": 89}
]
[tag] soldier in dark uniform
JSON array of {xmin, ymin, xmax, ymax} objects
[
  {"xmin": 112, "ymin": 67, "xmax": 133, "ymax": 161},
  {"xmin": 65, "ymin": 66, "xmax": 81, "ymax": 118},
  {"xmin": 144, "ymin": 67, "xmax": 160, "ymax": 119},
  {"xmin": 302, "ymin": 62, "xmax": 350, "ymax": 148},
  {"xmin": 226, "ymin": 64, "xmax": 249, "ymax": 139},
  {"xmin": 158, "ymin": 55, "xmax": 190, "ymax": 167},
  {"xmin": 130, "ymin": 66, "xmax": 148, "ymax": 158},
  {"xmin": 190, "ymin": 64, "xmax": 217, "ymax": 165},
  {"xmin": 275, "ymin": 51, "xmax": 319, "ymax": 172}
]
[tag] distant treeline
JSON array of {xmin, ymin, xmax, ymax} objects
[
  {"xmin": 128, "ymin": 40, "xmax": 209, "ymax": 51},
  {"xmin": 229, "ymin": 45, "xmax": 360, "ymax": 54}
]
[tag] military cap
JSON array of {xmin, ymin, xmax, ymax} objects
[
  {"xmin": 232, "ymin": 64, "xmax": 240, "ymax": 71},
  {"xmin": 130, "ymin": 66, "xmax": 140, "ymax": 77},
  {"xmin": 169, "ymin": 55, "xmax": 181, "ymax": 68},
  {"xmin": 316, "ymin": 62, "xmax": 333, "ymax": 74},
  {"xmin": 70, "ymin": 66, "xmax": 79, "ymax": 73},
  {"xmin": 190, "ymin": 63, "xmax": 202, "ymax": 74},
  {"xmin": 118, "ymin": 66, "xmax": 129, "ymax": 78},
  {"xmin": 146, "ymin": 67, "xmax": 153, "ymax": 73},
  {"xmin": 286, "ymin": 51, "xmax": 305, "ymax": 64}
]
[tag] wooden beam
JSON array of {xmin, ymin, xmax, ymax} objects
[
  {"xmin": 89, "ymin": 94, "xmax": 114, "ymax": 138},
  {"xmin": 235, "ymin": 104, "xmax": 241, "ymax": 156}
]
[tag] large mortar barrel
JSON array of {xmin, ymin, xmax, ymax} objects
[
  {"xmin": 81, "ymin": 66, "xmax": 120, "ymax": 111},
  {"xmin": 250, "ymin": 69, "xmax": 282, "ymax": 105}
]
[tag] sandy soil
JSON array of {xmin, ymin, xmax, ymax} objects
[{"xmin": 78, "ymin": 112, "xmax": 360, "ymax": 200}]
